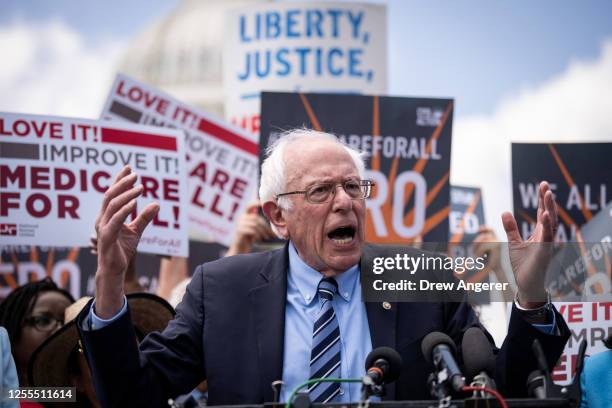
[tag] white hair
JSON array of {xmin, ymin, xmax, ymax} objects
[{"xmin": 259, "ymin": 129, "xmax": 366, "ymax": 236}]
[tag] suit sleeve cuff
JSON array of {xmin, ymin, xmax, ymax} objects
[
  {"xmin": 85, "ymin": 296, "xmax": 128, "ymax": 331},
  {"xmin": 513, "ymin": 299, "xmax": 558, "ymax": 334},
  {"xmin": 530, "ymin": 310, "xmax": 557, "ymax": 335}
]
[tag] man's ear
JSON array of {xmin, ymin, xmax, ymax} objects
[{"xmin": 262, "ymin": 201, "xmax": 289, "ymax": 239}]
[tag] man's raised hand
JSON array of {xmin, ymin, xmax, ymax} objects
[
  {"xmin": 501, "ymin": 181, "xmax": 558, "ymax": 308},
  {"xmin": 94, "ymin": 166, "xmax": 159, "ymax": 318}
]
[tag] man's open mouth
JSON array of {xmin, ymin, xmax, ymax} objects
[{"xmin": 327, "ymin": 225, "xmax": 356, "ymax": 245}]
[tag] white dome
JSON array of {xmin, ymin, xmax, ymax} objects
[{"xmin": 119, "ymin": 0, "xmax": 267, "ymax": 117}]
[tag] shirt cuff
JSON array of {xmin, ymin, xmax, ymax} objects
[
  {"xmin": 513, "ymin": 300, "xmax": 557, "ymax": 335},
  {"xmin": 87, "ymin": 296, "xmax": 128, "ymax": 330}
]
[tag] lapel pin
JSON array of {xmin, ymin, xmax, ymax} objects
[{"xmin": 382, "ymin": 301, "xmax": 391, "ymax": 310}]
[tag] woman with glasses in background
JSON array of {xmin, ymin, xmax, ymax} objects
[{"xmin": 0, "ymin": 278, "xmax": 74, "ymax": 388}]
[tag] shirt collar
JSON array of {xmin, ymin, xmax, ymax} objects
[{"xmin": 288, "ymin": 241, "xmax": 358, "ymax": 304}]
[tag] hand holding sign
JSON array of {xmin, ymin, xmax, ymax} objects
[
  {"xmin": 94, "ymin": 166, "xmax": 159, "ymax": 318},
  {"xmin": 502, "ymin": 181, "xmax": 559, "ymax": 308}
]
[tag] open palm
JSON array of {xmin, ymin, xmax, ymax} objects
[
  {"xmin": 501, "ymin": 181, "xmax": 558, "ymax": 307},
  {"xmin": 93, "ymin": 166, "xmax": 158, "ymax": 317}
]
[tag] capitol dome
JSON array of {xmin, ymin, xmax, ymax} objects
[{"xmin": 119, "ymin": 0, "xmax": 267, "ymax": 117}]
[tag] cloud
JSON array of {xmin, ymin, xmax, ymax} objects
[
  {"xmin": 451, "ymin": 38, "xmax": 612, "ymax": 239},
  {"xmin": 0, "ymin": 19, "xmax": 125, "ymax": 119}
]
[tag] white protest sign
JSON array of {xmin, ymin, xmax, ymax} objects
[
  {"xmin": 223, "ymin": 1, "xmax": 387, "ymax": 134},
  {"xmin": 551, "ymin": 301, "xmax": 611, "ymax": 385},
  {"xmin": 100, "ymin": 74, "xmax": 258, "ymax": 246},
  {"xmin": 0, "ymin": 112, "xmax": 188, "ymax": 256}
]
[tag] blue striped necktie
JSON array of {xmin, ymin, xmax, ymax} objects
[{"xmin": 308, "ymin": 277, "xmax": 342, "ymax": 403}]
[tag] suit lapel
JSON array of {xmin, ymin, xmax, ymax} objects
[
  {"xmin": 363, "ymin": 244, "xmax": 399, "ymax": 400},
  {"xmin": 249, "ymin": 243, "xmax": 289, "ymax": 402},
  {"xmin": 365, "ymin": 300, "xmax": 398, "ymax": 400}
]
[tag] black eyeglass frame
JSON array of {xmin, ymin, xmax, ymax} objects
[{"xmin": 276, "ymin": 179, "xmax": 375, "ymax": 204}]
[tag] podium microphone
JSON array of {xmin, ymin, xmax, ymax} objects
[
  {"xmin": 362, "ymin": 347, "xmax": 403, "ymax": 399},
  {"xmin": 527, "ymin": 338, "xmax": 557, "ymax": 399},
  {"xmin": 421, "ymin": 331, "xmax": 465, "ymax": 397},
  {"xmin": 461, "ymin": 327, "xmax": 497, "ymax": 390},
  {"xmin": 527, "ymin": 338, "xmax": 587, "ymax": 406}
]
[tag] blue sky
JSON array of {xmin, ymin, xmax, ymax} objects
[
  {"xmin": 1, "ymin": 0, "xmax": 611, "ymax": 116},
  {"xmin": 386, "ymin": 0, "xmax": 612, "ymax": 115}
]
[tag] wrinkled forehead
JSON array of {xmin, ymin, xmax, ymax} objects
[{"xmin": 284, "ymin": 140, "xmax": 359, "ymax": 187}]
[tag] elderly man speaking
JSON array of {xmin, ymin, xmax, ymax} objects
[{"xmin": 78, "ymin": 129, "xmax": 569, "ymax": 406}]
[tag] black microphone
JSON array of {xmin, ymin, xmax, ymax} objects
[
  {"xmin": 573, "ymin": 339, "xmax": 588, "ymax": 379},
  {"xmin": 526, "ymin": 338, "xmax": 584, "ymax": 405},
  {"xmin": 364, "ymin": 346, "xmax": 403, "ymax": 385},
  {"xmin": 461, "ymin": 327, "xmax": 496, "ymax": 390},
  {"xmin": 527, "ymin": 339, "xmax": 551, "ymax": 399},
  {"xmin": 527, "ymin": 370, "xmax": 547, "ymax": 399},
  {"xmin": 562, "ymin": 339, "xmax": 588, "ymax": 405},
  {"xmin": 421, "ymin": 332, "xmax": 466, "ymax": 393},
  {"xmin": 361, "ymin": 347, "xmax": 402, "ymax": 399}
]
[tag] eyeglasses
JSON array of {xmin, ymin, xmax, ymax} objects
[
  {"xmin": 276, "ymin": 179, "xmax": 374, "ymax": 204},
  {"xmin": 23, "ymin": 314, "xmax": 64, "ymax": 332}
]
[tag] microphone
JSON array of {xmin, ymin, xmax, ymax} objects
[
  {"xmin": 364, "ymin": 346, "xmax": 403, "ymax": 384},
  {"xmin": 526, "ymin": 338, "xmax": 586, "ymax": 406},
  {"xmin": 527, "ymin": 338, "xmax": 552, "ymax": 399},
  {"xmin": 421, "ymin": 332, "xmax": 465, "ymax": 394},
  {"xmin": 362, "ymin": 347, "xmax": 402, "ymax": 399},
  {"xmin": 527, "ymin": 370, "xmax": 547, "ymax": 399},
  {"xmin": 461, "ymin": 327, "xmax": 496, "ymax": 390}
]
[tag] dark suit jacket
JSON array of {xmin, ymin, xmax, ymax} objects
[{"xmin": 77, "ymin": 243, "xmax": 570, "ymax": 406}]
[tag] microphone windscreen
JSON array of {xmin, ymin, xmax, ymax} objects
[
  {"xmin": 365, "ymin": 346, "xmax": 403, "ymax": 383},
  {"xmin": 421, "ymin": 331, "xmax": 456, "ymax": 363},
  {"xmin": 462, "ymin": 327, "xmax": 496, "ymax": 381}
]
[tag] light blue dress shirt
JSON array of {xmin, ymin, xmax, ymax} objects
[
  {"xmin": 88, "ymin": 297, "xmax": 128, "ymax": 330},
  {"xmin": 280, "ymin": 242, "xmax": 373, "ymax": 403}
]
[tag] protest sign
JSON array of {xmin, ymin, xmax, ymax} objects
[
  {"xmin": 511, "ymin": 143, "xmax": 611, "ymax": 242},
  {"xmin": 448, "ymin": 185, "xmax": 498, "ymax": 303},
  {"xmin": 512, "ymin": 142, "xmax": 612, "ymax": 384},
  {"xmin": 101, "ymin": 74, "xmax": 259, "ymax": 246},
  {"xmin": 543, "ymin": 202, "xmax": 612, "ymax": 301},
  {"xmin": 551, "ymin": 301, "xmax": 611, "ymax": 385},
  {"xmin": 578, "ymin": 201, "xmax": 612, "ymax": 300},
  {"xmin": 224, "ymin": 2, "xmax": 387, "ymax": 134},
  {"xmin": 449, "ymin": 185, "xmax": 485, "ymax": 244},
  {"xmin": 512, "ymin": 143, "xmax": 612, "ymax": 299},
  {"xmin": 260, "ymin": 92, "xmax": 453, "ymax": 243},
  {"xmin": 0, "ymin": 112, "xmax": 188, "ymax": 256}
]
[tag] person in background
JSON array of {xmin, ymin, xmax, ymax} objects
[
  {"xmin": 157, "ymin": 256, "xmax": 189, "ymax": 308},
  {"xmin": 0, "ymin": 326, "xmax": 19, "ymax": 408},
  {"xmin": 28, "ymin": 293, "xmax": 175, "ymax": 408},
  {"xmin": 471, "ymin": 226, "xmax": 514, "ymax": 302},
  {"xmin": 225, "ymin": 201, "xmax": 276, "ymax": 257},
  {"xmin": 580, "ymin": 336, "xmax": 612, "ymax": 408},
  {"xmin": 0, "ymin": 279, "xmax": 74, "ymax": 387}
]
